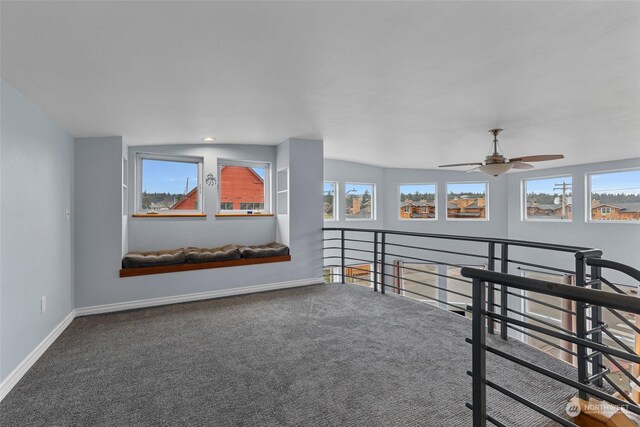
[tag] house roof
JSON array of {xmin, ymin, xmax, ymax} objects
[
  {"xmin": 401, "ymin": 200, "xmax": 435, "ymax": 208},
  {"xmin": 595, "ymin": 202, "xmax": 640, "ymax": 213}
]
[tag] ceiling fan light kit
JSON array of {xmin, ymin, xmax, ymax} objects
[
  {"xmin": 479, "ymin": 162, "xmax": 513, "ymax": 177},
  {"xmin": 438, "ymin": 128, "xmax": 564, "ymax": 177}
]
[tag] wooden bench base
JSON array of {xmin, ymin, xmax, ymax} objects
[{"xmin": 120, "ymin": 255, "xmax": 291, "ymax": 278}]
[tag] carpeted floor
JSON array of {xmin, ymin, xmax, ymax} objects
[{"xmin": 1, "ymin": 283, "xmax": 579, "ymax": 426}]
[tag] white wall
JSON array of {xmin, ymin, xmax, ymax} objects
[
  {"xmin": 323, "ymin": 158, "xmax": 640, "ymax": 279},
  {"xmin": 0, "ymin": 81, "xmax": 74, "ymax": 382},
  {"xmin": 506, "ymin": 157, "xmax": 640, "ymax": 279}
]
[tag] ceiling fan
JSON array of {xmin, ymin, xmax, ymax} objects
[{"xmin": 439, "ymin": 129, "xmax": 564, "ymax": 176}]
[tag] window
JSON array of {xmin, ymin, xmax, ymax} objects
[
  {"xmin": 324, "ymin": 181, "xmax": 337, "ymax": 221},
  {"xmin": 345, "ymin": 183, "xmax": 375, "ymax": 220},
  {"xmin": 218, "ymin": 160, "xmax": 270, "ymax": 214},
  {"xmin": 523, "ymin": 176, "xmax": 572, "ymax": 221},
  {"xmin": 399, "ymin": 183, "xmax": 437, "ymax": 220},
  {"xmin": 588, "ymin": 169, "xmax": 640, "ymax": 222},
  {"xmin": 136, "ymin": 153, "xmax": 203, "ymax": 214},
  {"xmin": 446, "ymin": 182, "xmax": 488, "ymax": 220}
]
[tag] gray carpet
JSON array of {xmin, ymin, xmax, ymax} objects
[{"xmin": 0, "ymin": 283, "xmax": 579, "ymax": 426}]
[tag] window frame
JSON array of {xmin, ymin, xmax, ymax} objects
[
  {"xmin": 586, "ymin": 167, "xmax": 640, "ymax": 224},
  {"xmin": 344, "ymin": 182, "xmax": 376, "ymax": 221},
  {"xmin": 445, "ymin": 181, "xmax": 489, "ymax": 221},
  {"xmin": 135, "ymin": 152, "xmax": 204, "ymax": 216},
  {"xmin": 521, "ymin": 174, "xmax": 573, "ymax": 223},
  {"xmin": 323, "ymin": 181, "xmax": 338, "ymax": 222},
  {"xmin": 217, "ymin": 159, "xmax": 272, "ymax": 215},
  {"xmin": 398, "ymin": 182, "xmax": 438, "ymax": 221}
]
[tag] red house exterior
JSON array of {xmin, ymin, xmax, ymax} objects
[
  {"xmin": 171, "ymin": 188, "xmax": 198, "ymax": 210},
  {"xmin": 219, "ymin": 166, "xmax": 265, "ymax": 210}
]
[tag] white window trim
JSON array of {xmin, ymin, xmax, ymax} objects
[
  {"xmin": 521, "ymin": 174, "xmax": 573, "ymax": 223},
  {"xmin": 324, "ymin": 181, "xmax": 339, "ymax": 221},
  {"xmin": 398, "ymin": 182, "xmax": 438, "ymax": 221},
  {"xmin": 586, "ymin": 167, "xmax": 640, "ymax": 224},
  {"xmin": 445, "ymin": 181, "xmax": 489, "ymax": 221},
  {"xmin": 217, "ymin": 158, "xmax": 272, "ymax": 214},
  {"xmin": 344, "ymin": 182, "xmax": 376, "ymax": 221},
  {"xmin": 135, "ymin": 152, "xmax": 204, "ymax": 214}
]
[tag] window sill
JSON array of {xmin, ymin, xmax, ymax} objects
[
  {"xmin": 132, "ymin": 213, "xmax": 206, "ymax": 218},
  {"xmin": 215, "ymin": 213, "xmax": 274, "ymax": 218}
]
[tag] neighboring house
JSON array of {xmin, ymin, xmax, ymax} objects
[
  {"xmin": 400, "ymin": 199, "xmax": 436, "ymax": 219},
  {"xmin": 347, "ymin": 196, "xmax": 371, "ymax": 218},
  {"xmin": 170, "ymin": 187, "xmax": 198, "ymax": 210},
  {"xmin": 526, "ymin": 203, "xmax": 572, "ymax": 219},
  {"xmin": 591, "ymin": 201, "xmax": 640, "ymax": 221},
  {"xmin": 447, "ymin": 197, "xmax": 486, "ymax": 219},
  {"xmin": 219, "ymin": 166, "xmax": 265, "ymax": 210}
]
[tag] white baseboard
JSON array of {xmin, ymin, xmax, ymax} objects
[
  {"xmin": 0, "ymin": 310, "xmax": 75, "ymax": 402},
  {"xmin": 74, "ymin": 277, "xmax": 324, "ymax": 316},
  {"xmin": 0, "ymin": 277, "xmax": 323, "ymax": 403}
]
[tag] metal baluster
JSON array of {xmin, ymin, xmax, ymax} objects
[
  {"xmin": 380, "ymin": 232, "xmax": 386, "ymax": 294},
  {"xmin": 590, "ymin": 258, "xmax": 604, "ymax": 387},
  {"xmin": 487, "ymin": 242, "xmax": 496, "ymax": 335},
  {"xmin": 472, "ymin": 277, "xmax": 487, "ymax": 427},
  {"xmin": 373, "ymin": 232, "xmax": 379, "ymax": 293},
  {"xmin": 500, "ymin": 243, "xmax": 509, "ymax": 340},
  {"xmin": 575, "ymin": 251, "xmax": 588, "ymax": 399},
  {"xmin": 341, "ymin": 230, "xmax": 346, "ymax": 284}
]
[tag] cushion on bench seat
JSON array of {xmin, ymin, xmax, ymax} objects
[
  {"xmin": 239, "ymin": 242, "xmax": 290, "ymax": 259},
  {"xmin": 186, "ymin": 245, "xmax": 241, "ymax": 264},
  {"xmin": 122, "ymin": 248, "xmax": 187, "ymax": 269}
]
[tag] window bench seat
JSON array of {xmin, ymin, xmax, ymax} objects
[{"xmin": 120, "ymin": 243, "xmax": 290, "ymax": 278}]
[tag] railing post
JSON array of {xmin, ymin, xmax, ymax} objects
[
  {"xmin": 373, "ymin": 232, "xmax": 379, "ymax": 293},
  {"xmin": 575, "ymin": 251, "xmax": 588, "ymax": 400},
  {"xmin": 380, "ymin": 232, "xmax": 386, "ymax": 294},
  {"xmin": 487, "ymin": 242, "xmax": 496, "ymax": 335},
  {"xmin": 341, "ymin": 230, "xmax": 346, "ymax": 284},
  {"xmin": 472, "ymin": 277, "xmax": 487, "ymax": 427},
  {"xmin": 500, "ymin": 243, "xmax": 509, "ymax": 340},
  {"xmin": 590, "ymin": 258, "xmax": 604, "ymax": 387}
]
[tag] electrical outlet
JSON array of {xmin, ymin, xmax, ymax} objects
[{"xmin": 41, "ymin": 296, "xmax": 47, "ymax": 314}]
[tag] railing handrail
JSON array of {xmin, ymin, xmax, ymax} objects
[
  {"xmin": 323, "ymin": 227, "xmax": 593, "ymax": 253},
  {"xmin": 587, "ymin": 257, "xmax": 640, "ymax": 283},
  {"xmin": 460, "ymin": 267, "xmax": 640, "ymax": 315}
]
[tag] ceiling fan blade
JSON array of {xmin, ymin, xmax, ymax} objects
[
  {"xmin": 509, "ymin": 154, "xmax": 564, "ymax": 163},
  {"xmin": 438, "ymin": 162, "xmax": 483, "ymax": 168},
  {"xmin": 465, "ymin": 167, "xmax": 481, "ymax": 173},
  {"xmin": 510, "ymin": 162, "xmax": 534, "ymax": 170}
]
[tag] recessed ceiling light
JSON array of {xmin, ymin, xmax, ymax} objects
[{"xmin": 202, "ymin": 137, "xmax": 215, "ymax": 142}]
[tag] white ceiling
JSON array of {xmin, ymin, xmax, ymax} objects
[{"xmin": 2, "ymin": 1, "xmax": 639, "ymax": 169}]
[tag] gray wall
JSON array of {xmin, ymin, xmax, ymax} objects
[
  {"xmin": 0, "ymin": 81, "xmax": 74, "ymax": 382},
  {"xmin": 75, "ymin": 138, "xmax": 323, "ymax": 309},
  {"xmin": 127, "ymin": 144, "xmax": 277, "ymax": 251},
  {"xmin": 74, "ymin": 137, "xmax": 126, "ymax": 309}
]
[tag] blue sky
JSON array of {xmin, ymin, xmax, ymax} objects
[
  {"xmin": 345, "ymin": 183, "xmax": 373, "ymax": 196},
  {"xmin": 399, "ymin": 184, "xmax": 436, "ymax": 195},
  {"xmin": 324, "ymin": 181, "xmax": 335, "ymax": 194},
  {"xmin": 447, "ymin": 182, "xmax": 486, "ymax": 195},
  {"xmin": 591, "ymin": 170, "xmax": 640, "ymax": 194},
  {"xmin": 142, "ymin": 159, "xmax": 197, "ymax": 194},
  {"xmin": 525, "ymin": 176, "xmax": 571, "ymax": 194}
]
